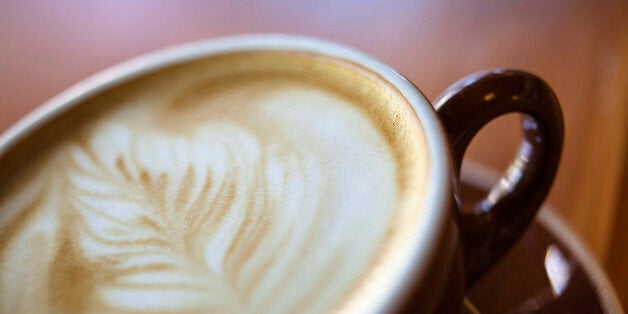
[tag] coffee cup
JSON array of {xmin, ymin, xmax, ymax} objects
[{"xmin": 0, "ymin": 34, "xmax": 563, "ymax": 313}]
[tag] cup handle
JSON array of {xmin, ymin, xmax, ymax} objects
[{"xmin": 434, "ymin": 69, "xmax": 564, "ymax": 286}]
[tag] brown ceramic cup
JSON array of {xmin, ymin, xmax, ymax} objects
[
  {"xmin": 0, "ymin": 35, "xmax": 563, "ymax": 312},
  {"xmin": 411, "ymin": 66, "xmax": 564, "ymax": 312}
]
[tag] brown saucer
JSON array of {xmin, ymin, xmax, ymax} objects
[{"xmin": 461, "ymin": 162, "xmax": 623, "ymax": 313}]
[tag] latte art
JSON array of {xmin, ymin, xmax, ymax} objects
[{"xmin": 0, "ymin": 52, "xmax": 428, "ymax": 313}]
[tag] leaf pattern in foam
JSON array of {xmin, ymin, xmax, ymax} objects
[
  {"xmin": 65, "ymin": 121, "xmax": 275, "ymax": 312},
  {"xmin": 60, "ymin": 89, "xmax": 397, "ymax": 313}
]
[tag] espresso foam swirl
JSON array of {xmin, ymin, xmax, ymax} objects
[{"xmin": 0, "ymin": 75, "xmax": 406, "ymax": 313}]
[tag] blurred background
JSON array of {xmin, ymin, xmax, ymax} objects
[{"xmin": 1, "ymin": 0, "xmax": 626, "ymax": 307}]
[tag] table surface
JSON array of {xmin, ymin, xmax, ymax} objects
[{"xmin": 1, "ymin": 0, "xmax": 627, "ymax": 308}]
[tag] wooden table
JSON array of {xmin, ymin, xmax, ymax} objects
[{"xmin": 1, "ymin": 0, "xmax": 626, "ymax": 308}]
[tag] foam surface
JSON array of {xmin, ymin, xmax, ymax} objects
[{"xmin": 0, "ymin": 52, "xmax": 428, "ymax": 313}]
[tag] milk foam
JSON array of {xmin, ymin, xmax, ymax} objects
[{"xmin": 0, "ymin": 52, "xmax": 428, "ymax": 313}]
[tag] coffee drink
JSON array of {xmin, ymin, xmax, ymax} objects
[{"xmin": 0, "ymin": 51, "xmax": 429, "ymax": 313}]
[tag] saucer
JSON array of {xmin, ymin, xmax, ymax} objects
[{"xmin": 461, "ymin": 162, "xmax": 623, "ymax": 313}]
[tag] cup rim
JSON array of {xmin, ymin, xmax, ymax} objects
[{"xmin": 0, "ymin": 34, "xmax": 452, "ymax": 312}]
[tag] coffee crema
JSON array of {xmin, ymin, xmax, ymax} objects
[{"xmin": 0, "ymin": 51, "xmax": 428, "ymax": 313}]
